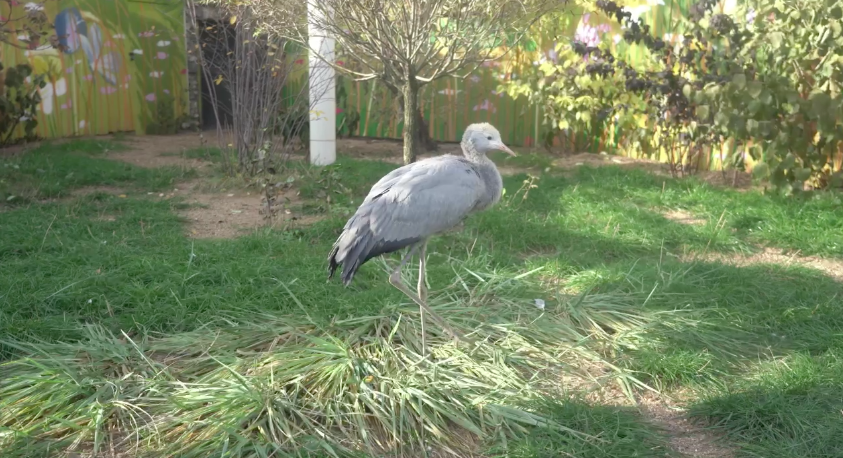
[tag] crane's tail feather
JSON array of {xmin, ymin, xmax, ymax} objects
[
  {"xmin": 327, "ymin": 227, "xmax": 420, "ymax": 286},
  {"xmin": 327, "ymin": 245, "xmax": 341, "ymax": 280}
]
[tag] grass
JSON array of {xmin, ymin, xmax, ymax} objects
[
  {"xmin": 691, "ymin": 351, "xmax": 843, "ymax": 457},
  {"xmin": 0, "ymin": 139, "xmax": 195, "ymax": 203},
  {"xmin": 181, "ymin": 146, "xmax": 225, "ymax": 161},
  {"xmin": 0, "ymin": 272, "xmax": 684, "ymax": 457},
  {"xmin": 1, "ymin": 139, "xmax": 842, "ymax": 457}
]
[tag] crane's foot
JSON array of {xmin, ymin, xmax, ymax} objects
[{"xmin": 388, "ymin": 270, "xmax": 403, "ymax": 288}]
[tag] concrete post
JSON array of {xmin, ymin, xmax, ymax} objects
[{"xmin": 307, "ymin": 3, "xmax": 336, "ymax": 166}]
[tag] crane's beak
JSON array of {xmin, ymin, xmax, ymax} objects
[{"xmin": 494, "ymin": 142, "xmax": 517, "ymax": 157}]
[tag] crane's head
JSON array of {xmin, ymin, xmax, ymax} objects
[{"xmin": 462, "ymin": 123, "xmax": 516, "ymax": 157}]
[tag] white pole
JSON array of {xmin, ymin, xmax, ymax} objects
[{"xmin": 307, "ymin": 2, "xmax": 336, "ymax": 166}]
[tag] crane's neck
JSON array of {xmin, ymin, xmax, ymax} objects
[{"xmin": 460, "ymin": 140, "xmax": 504, "ymax": 210}]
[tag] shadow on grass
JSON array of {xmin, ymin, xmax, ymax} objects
[
  {"xmin": 488, "ymin": 400, "xmax": 675, "ymax": 458},
  {"xmin": 689, "ymin": 352, "xmax": 843, "ymax": 458},
  {"xmin": 473, "ymin": 202, "xmax": 842, "ymax": 382}
]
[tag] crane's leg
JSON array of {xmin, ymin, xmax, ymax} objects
[
  {"xmin": 417, "ymin": 240, "xmax": 428, "ymax": 302},
  {"xmin": 388, "ymin": 242, "xmax": 465, "ymax": 348},
  {"xmin": 417, "ymin": 241, "xmax": 428, "ymax": 356}
]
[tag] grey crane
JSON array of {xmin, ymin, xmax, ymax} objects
[{"xmin": 327, "ymin": 123, "xmax": 515, "ymax": 347}]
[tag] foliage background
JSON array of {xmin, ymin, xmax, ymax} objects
[{"xmin": 283, "ymin": 0, "xmax": 736, "ymax": 149}]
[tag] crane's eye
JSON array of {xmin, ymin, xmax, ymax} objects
[{"xmin": 486, "ymin": 136, "xmax": 493, "ymax": 140}]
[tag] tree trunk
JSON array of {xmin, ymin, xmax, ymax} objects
[
  {"xmin": 402, "ymin": 81, "xmax": 419, "ymax": 164},
  {"xmin": 412, "ymin": 105, "xmax": 438, "ymax": 153},
  {"xmin": 391, "ymin": 85, "xmax": 436, "ymax": 164}
]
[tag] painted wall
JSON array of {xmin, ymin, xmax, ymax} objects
[{"xmin": 0, "ymin": 0, "xmax": 189, "ymax": 140}]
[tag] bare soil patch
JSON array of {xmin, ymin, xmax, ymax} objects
[
  {"xmin": 639, "ymin": 395, "xmax": 735, "ymax": 458},
  {"xmin": 551, "ymin": 151, "xmax": 757, "ymax": 191},
  {"xmin": 663, "ymin": 209, "xmax": 708, "ymax": 226},
  {"xmin": 176, "ymin": 185, "xmax": 265, "ymax": 239},
  {"xmin": 698, "ymin": 170, "xmax": 755, "ymax": 190},
  {"xmin": 166, "ymin": 179, "xmax": 324, "ymax": 239},
  {"xmin": 106, "ymin": 133, "xmax": 218, "ymax": 172},
  {"xmin": 552, "ymin": 151, "xmax": 669, "ymax": 175},
  {"xmin": 65, "ymin": 133, "xmax": 323, "ymax": 238},
  {"xmin": 684, "ymin": 247, "xmax": 843, "ymax": 282},
  {"xmin": 0, "ymin": 142, "xmax": 43, "ymax": 158},
  {"xmin": 338, "ymin": 137, "xmax": 452, "ymax": 164},
  {"xmin": 72, "ymin": 185, "xmax": 126, "ymax": 197},
  {"xmin": 556, "ymin": 374, "xmax": 736, "ymax": 458}
]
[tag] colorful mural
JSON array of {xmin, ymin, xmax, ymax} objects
[{"xmin": 0, "ymin": 0, "xmax": 188, "ymax": 140}]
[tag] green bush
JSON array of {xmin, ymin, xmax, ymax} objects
[
  {"xmin": 503, "ymin": 0, "xmax": 843, "ymax": 192},
  {"xmin": 724, "ymin": 0, "xmax": 843, "ymax": 191},
  {"xmin": 0, "ymin": 63, "xmax": 46, "ymax": 146}
]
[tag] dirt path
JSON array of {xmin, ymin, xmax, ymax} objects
[
  {"xmin": 575, "ymin": 379, "xmax": 737, "ymax": 458},
  {"xmin": 643, "ymin": 402, "xmax": 735, "ymax": 458},
  {"xmin": 661, "ymin": 209, "xmax": 843, "ymax": 281},
  {"xmin": 79, "ymin": 132, "xmax": 321, "ymax": 239}
]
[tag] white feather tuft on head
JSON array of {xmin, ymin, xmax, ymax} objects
[{"xmin": 461, "ymin": 122, "xmax": 500, "ymax": 143}]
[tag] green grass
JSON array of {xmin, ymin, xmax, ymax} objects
[
  {"xmin": 182, "ymin": 146, "xmax": 225, "ymax": 161},
  {"xmin": 0, "ymin": 139, "xmax": 195, "ymax": 203},
  {"xmin": 162, "ymin": 146, "xmax": 227, "ymax": 163},
  {"xmin": 1, "ymin": 140, "xmax": 842, "ymax": 457}
]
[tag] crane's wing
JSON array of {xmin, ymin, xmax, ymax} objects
[{"xmin": 328, "ymin": 156, "xmax": 485, "ymax": 285}]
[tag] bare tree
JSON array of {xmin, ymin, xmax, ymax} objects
[
  {"xmin": 0, "ymin": 0, "xmax": 54, "ymax": 50},
  {"xmin": 186, "ymin": 0, "xmax": 332, "ymax": 175},
  {"xmin": 242, "ymin": 0, "xmax": 557, "ymax": 164}
]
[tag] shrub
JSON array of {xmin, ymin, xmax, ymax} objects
[
  {"xmin": 503, "ymin": 0, "xmax": 843, "ymax": 191},
  {"xmin": 0, "ymin": 63, "xmax": 46, "ymax": 146}
]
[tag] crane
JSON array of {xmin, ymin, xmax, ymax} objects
[{"xmin": 327, "ymin": 123, "xmax": 515, "ymax": 351}]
